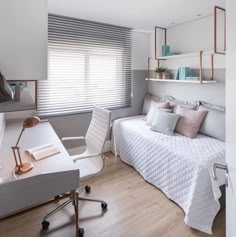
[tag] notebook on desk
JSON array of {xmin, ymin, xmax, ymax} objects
[{"xmin": 25, "ymin": 144, "xmax": 60, "ymax": 161}]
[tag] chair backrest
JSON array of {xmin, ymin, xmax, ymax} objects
[{"xmin": 85, "ymin": 106, "xmax": 111, "ymax": 154}]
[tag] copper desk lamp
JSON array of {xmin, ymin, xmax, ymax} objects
[{"xmin": 11, "ymin": 116, "xmax": 40, "ymax": 174}]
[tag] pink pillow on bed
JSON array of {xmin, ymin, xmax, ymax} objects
[{"xmin": 175, "ymin": 106, "xmax": 207, "ymax": 138}]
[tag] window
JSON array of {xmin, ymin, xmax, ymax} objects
[{"xmin": 37, "ymin": 14, "xmax": 132, "ymax": 117}]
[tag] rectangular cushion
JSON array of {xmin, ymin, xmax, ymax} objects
[
  {"xmin": 145, "ymin": 102, "xmax": 171, "ymax": 125},
  {"xmin": 175, "ymin": 106, "xmax": 207, "ymax": 138},
  {"xmin": 165, "ymin": 95, "xmax": 199, "ymax": 112},
  {"xmin": 141, "ymin": 94, "xmax": 161, "ymax": 115},
  {"xmin": 151, "ymin": 110, "xmax": 180, "ymax": 135},
  {"xmin": 198, "ymin": 101, "xmax": 225, "ymax": 141}
]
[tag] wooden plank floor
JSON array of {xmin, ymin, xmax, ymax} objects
[{"xmin": 0, "ymin": 153, "xmax": 225, "ymax": 237}]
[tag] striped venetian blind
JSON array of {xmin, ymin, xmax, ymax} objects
[{"xmin": 37, "ymin": 14, "xmax": 132, "ymax": 117}]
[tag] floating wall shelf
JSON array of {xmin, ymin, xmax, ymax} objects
[
  {"xmin": 156, "ymin": 51, "xmax": 215, "ymax": 60},
  {"xmin": 145, "ymin": 78, "xmax": 217, "ymax": 84}
]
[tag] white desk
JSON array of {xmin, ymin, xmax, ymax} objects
[{"xmin": 0, "ymin": 119, "xmax": 80, "ymax": 235}]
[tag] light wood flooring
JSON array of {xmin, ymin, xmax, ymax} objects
[{"xmin": 0, "ymin": 152, "xmax": 225, "ymax": 237}]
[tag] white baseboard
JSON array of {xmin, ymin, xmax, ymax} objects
[{"xmin": 68, "ymin": 140, "xmax": 111, "ymax": 155}]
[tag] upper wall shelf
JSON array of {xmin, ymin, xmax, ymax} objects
[
  {"xmin": 145, "ymin": 78, "xmax": 217, "ymax": 84},
  {"xmin": 157, "ymin": 51, "xmax": 216, "ymax": 60}
]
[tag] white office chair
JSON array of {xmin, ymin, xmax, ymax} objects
[{"xmin": 41, "ymin": 106, "xmax": 112, "ymax": 236}]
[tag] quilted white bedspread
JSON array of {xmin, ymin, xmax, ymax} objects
[{"xmin": 113, "ymin": 116, "xmax": 225, "ymax": 234}]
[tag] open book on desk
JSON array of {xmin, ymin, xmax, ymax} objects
[{"xmin": 25, "ymin": 144, "xmax": 60, "ymax": 161}]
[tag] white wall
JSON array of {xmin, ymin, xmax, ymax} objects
[
  {"xmin": 226, "ymin": 0, "xmax": 236, "ymax": 236},
  {"xmin": 147, "ymin": 14, "xmax": 226, "ymax": 106},
  {"xmin": 132, "ymin": 31, "xmax": 151, "ymax": 70},
  {"xmin": 0, "ymin": 0, "xmax": 48, "ymax": 80}
]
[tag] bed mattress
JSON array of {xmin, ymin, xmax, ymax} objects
[{"xmin": 113, "ymin": 115, "xmax": 225, "ymax": 234}]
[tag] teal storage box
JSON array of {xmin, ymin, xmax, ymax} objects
[
  {"xmin": 179, "ymin": 67, "xmax": 190, "ymax": 80},
  {"xmin": 162, "ymin": 45, "xmax": 170, "ymax": 56}
]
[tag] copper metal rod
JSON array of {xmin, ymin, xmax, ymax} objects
[
  {"xmin": 15, "ymin": 127, "xmax": 25, "ymax": 147},
  {"xmin": 16, "ymin": 147, "xmax": 23, "ymax": 166},
  {"xmin": 35, "ymin": 80, "xmax": 38, "ymax": 110},
  {"xmin": 199, "ymin": 51, "xmax": 203, "ymax": 84},
  {"xmin": 155, "ymin": 28, "xmax": 157, "ymax": 60},
  {"xmin": 211, "ymin": 54, "xmax": 214, "ymax": 80},
  {"xmin": 155, "ymin": 26, "xmax": 167, "ymax": 60},
  {"xmin": 214, "ymin": 6, "xmax": 226, "ymax": 54},
  {"xmin": 224, "ymin": 9, "xmax": 226, "ymax": 52},
  {"xmin": 148, "ymin": 57, "xmax": 151, "ymax": 80},
  {"xmin": 11, "ymin": 147, "xmax": 19, "ymax": 167},
  {"xmin": 214, "ymin": 6, "xmax": 217, "ymax": 54}
]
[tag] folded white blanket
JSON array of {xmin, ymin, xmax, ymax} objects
[
  {"xmin": 113, "ymin": 115, "xmax": 225, "ymax": 235},
  {"xmin": 26, "ymin": 144, "xmax": 60, "ymax": 161}
]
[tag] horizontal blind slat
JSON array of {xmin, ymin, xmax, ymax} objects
[{"xmin": 37, "ymin": 14, "xmax": 132, "ymax": 117}]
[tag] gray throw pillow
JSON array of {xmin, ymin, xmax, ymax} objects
[
  {"xmin": 165, "ymin": 95, "xmax": 199, "ymax": 112},
  {"xmin": 146, "ymin": 105, "xmax": 172, "ymax": 126},
  {"xmin": 151, "ymin": 109, "xmax": 180, "ymax": 135},
  {"xmin": 198, "ymin": 102, "xmax": 225, "ymax": 141},
  {"xmin": 141, "ymin": 94, "xmax": 161, "ymax": 115}
]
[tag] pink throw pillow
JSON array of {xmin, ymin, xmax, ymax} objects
[
  {"xmin": 144, "ymin": 101, "xmax": 170, "ymax": 121},
  {"xmin": 175, "ymin": 106, "xmax": 207, "ymax": 138}
]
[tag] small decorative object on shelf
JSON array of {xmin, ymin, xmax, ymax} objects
[
  {"xmin": 0, "ymin": 71, "xmax": 14, "ymax": 103},
  {"xmin": 161, "ymin": 45, "xmax": 180, "ymax": 57},
  {"xmin": 162, "ymin": 45, "xmax": 170, "ymax": 56},
  {"xmin": 166, "ymin": 51, "xmax": 180, "ymax": 56},
  {"xmin": 176, "ymin": 67, "xmax": 190, "ymax": 80},
  {"xmin": 14, "ymin": 83, "xmax": 21, "ymax": 102},
  {"xmin": 162, "ymin": 72, "xmax": 171, "ymax": 79},
  {"xmin": 155, "ymin": 67, "xmax": 165, "ymax": 79}
]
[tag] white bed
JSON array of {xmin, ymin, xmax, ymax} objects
[{"xmin": 113, "ymin": 115, "xmax": 225, "ymax": 234}]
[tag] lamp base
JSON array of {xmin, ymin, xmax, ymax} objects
[{"xmin": 15, "ymin": 163, "xmax": 33, "ymax": 174}]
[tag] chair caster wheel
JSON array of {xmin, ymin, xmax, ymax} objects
[
  {"xmin": 85, "ymin": 185, "xmax": 91, "ymax": 193},
  {"xmin": 101, "ymin": 201, "xmax": 108, "ymax": 210},
  {"xmin": 79, "ymin": 228, "xmax": 84, "ymax": 237},
  {"xmin": 42, "ymin": 220, "xmax": 50, "ymax": 230}
]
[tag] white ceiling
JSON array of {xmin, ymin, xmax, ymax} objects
[{"xmin": 48, "ymin": 0, "xmax": 225, "ymax": 30}]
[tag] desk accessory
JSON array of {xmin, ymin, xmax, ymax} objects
[
  {"xmin": 11, "ymin": 116, "xmax": 40, "ymax": 174},
  {"xmin": 26, "ymin": 144, "xmax": 60, "ymax": 161},
  {"xmin": 0, "ymin": 71, "xmax": 14, "ymax": 103}
]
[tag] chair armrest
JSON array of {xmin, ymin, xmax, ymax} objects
[
  {"xmin": 73, "ymin": 153, "xmax": 103, "ymax": 163},
  {"xmin": 61, "ymin": 136, "xmax": 85, "ymax": 141}
]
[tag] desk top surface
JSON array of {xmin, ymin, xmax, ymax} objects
[{"xmin": 0, "ymin": 120, "xmax": 77, "ymax": 184}]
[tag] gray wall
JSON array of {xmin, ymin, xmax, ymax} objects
[{"xmin": 49, "ymin": 70, "xmax": 147, "ymax": 149}]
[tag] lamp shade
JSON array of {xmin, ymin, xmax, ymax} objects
[{"xmin": 23, "ymin": 116, "xmax": 40, "ymax": 129}]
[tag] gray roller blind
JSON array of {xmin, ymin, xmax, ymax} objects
[{"xmin": 37, "ymin": 14, "xmax": 132, "ymax": 117}]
